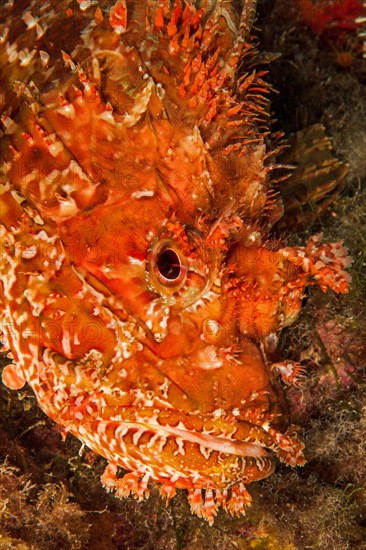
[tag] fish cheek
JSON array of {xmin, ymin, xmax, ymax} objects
[{"xmin": 157, "ymin": 337, "xmax": 276, "ymax": 415}]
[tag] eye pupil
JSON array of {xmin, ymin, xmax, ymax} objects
[{"xmin": 157, "ymin": 249, "xmax": 181, "ymax": 280}]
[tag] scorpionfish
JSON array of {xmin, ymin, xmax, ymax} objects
[{"xmin": 0, "ymin": 0, "xmax": 351, "ymax": 523}]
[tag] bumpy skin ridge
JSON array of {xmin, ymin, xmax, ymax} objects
[{"xmin": 0, "ymin": 0, "xmax": 351, "ymax": 524}]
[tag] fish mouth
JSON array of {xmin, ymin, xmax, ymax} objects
[
  {"xmin": 104, "ymin": 412, "xmax": 269, "ymax": 460},
  {"xmin": 143, "ymin": 421, "xmax": 268, "ymax": 458}
]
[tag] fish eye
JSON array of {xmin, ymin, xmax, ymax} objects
[
  {"xmin": 146, "ymin": 227, "xmax": 215, "ymax": 305},
  {"xmin": 157, "ymin": 248, "xmax": 181, "ymax": 281}
]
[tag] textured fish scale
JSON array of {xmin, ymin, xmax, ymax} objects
[{"xmin": 0, "ymin": 0, "xmax": 351, "ymax": 524}]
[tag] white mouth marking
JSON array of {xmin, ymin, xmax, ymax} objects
[{"xmin": 114, "ymin": 420, "xmax": 267, "ymax": 458}]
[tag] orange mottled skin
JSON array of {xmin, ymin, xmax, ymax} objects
[{"xmin": 0, "ymin": 0, "xmax": 351, "ymax": 523}]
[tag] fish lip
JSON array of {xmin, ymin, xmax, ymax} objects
[
  {"xmin": 118, "ymin": 418, "xmax": 268, "ymax": 458},
  {"xmin": 159, "ymin": 423, "xmax": 269, "ymax": 458}
]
